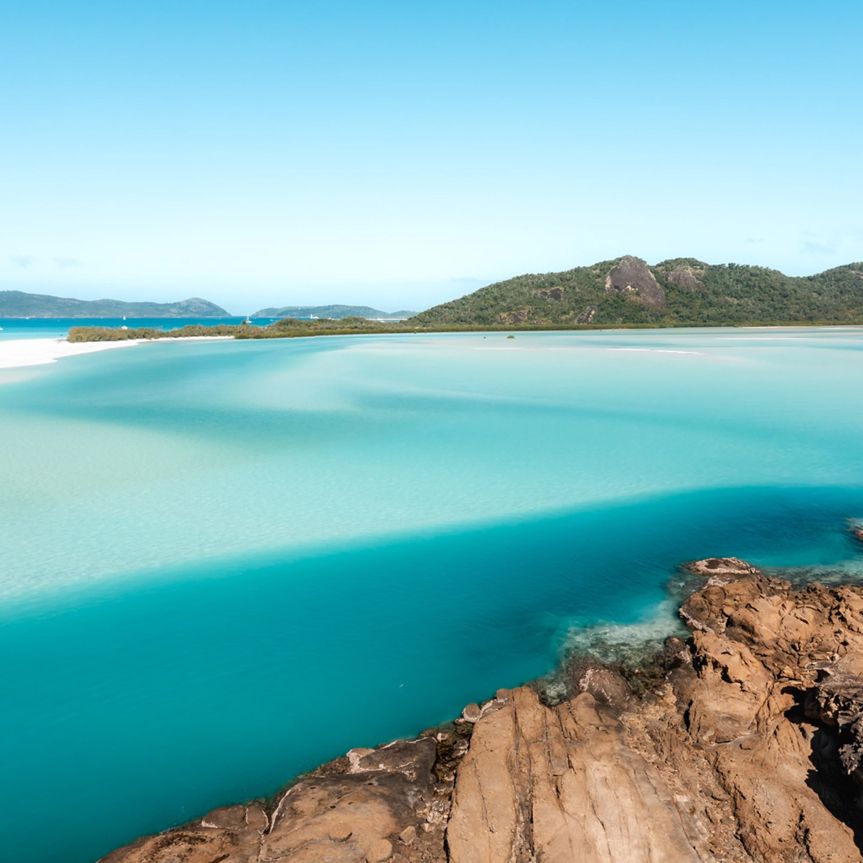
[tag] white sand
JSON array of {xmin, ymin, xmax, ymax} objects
[{"xmin": 0, "ymin": 336, "xmax": 231, "ymax": 370}]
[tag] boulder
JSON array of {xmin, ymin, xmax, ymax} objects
[
  {"xmin": 605, "ymin": 256, "xmax": 666, "ymax": 308},
  {"xmin": 683, "ymin": 556, "xmax": 760, "ymax": 578}
]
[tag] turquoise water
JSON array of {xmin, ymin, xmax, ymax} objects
[
  {"xmin": 1, "ymin": 328, "xmax": 862, "ymax": 861},
  {"xmin": 0, "ymin": 316, "xmax": 273, "ymax": 339}
]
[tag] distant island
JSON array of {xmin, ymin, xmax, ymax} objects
[
  {"xmin": 252, "ymin": 304, "xmax": 415, "ymax": 320},
  {"xmin": 413, "ymin": 256, "xmax": 863, "ymax": 328},
  {"xmin": 0, "ymin": 291, "xmax": 229, "ymax": 318}
]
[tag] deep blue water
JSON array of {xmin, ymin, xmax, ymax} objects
[{"xmin": 0, "ymin": 328, "xmax": 861, "ymax": 861}]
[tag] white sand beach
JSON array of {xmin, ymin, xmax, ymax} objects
[
  {"xmin": 0, "ymin": 336, "xmax": 232, "ymax": 370},
  {"xmin": 0, "ymin": 337, "xmax": 143, "ymax": 369}
]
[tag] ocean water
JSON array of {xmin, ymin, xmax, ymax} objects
[
  {"xmin": 1, "ymin": 328, "xmax": 862, "ymax": 862},
  {"xmin": 0, "ymin": 316, "xmax": 273, "ymax": 339}
]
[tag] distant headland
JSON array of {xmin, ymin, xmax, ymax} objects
[{"xmin": 0, "ymin": 291, "xmax": 229, "ymax": 318}]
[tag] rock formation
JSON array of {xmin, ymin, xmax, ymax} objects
[
  {"xmin": 604, "ymin": 255, "xmax": 667, "ymax": 308},
  {"xmin": 102, "ymin": 559, "xmax": 863, "ymax": 863},
  {"xmin": 666, "ymin": 263, "xmax": 706, "ymax": 290}
]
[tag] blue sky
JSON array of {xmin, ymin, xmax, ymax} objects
[{"xmin": 1, "ymin": 0, "xmax": 861, "ymax": 313}]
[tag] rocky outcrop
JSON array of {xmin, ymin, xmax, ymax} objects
[
  {"xmin": 447, "ymin": 685, "xmax": 721, "ymax": 862},
  {"xmin": 103, "ymin": 560, "xmax": 863, "ymax": 863},
  {"xmin": 605, "ymin": 255, "xmax": 667, "ymax": 308},
  {"xmin": 495, "ymin": 308, "xmax": 530, "ymax": 325},
  {"xmin": 532, "ymin": 286, "xmax": 564, "ymax": 301},
  {"xmin": 666, "ymin": 263, "xmax": 706, "ymax": 290},
  {"xmin": 575, "ymin": 305, "xmax": 597, "ymax": 324},
  {"xmin": 99, "ymin": 736, "xmax": 459, "ymax": 863},
  {"xmin": 683, "ymin": 556, "xmax": 761, "ymax": 577}
]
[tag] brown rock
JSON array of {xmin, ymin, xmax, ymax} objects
[
  {"xmin": 808, "ymin": 668, "xmax": 863, "ymax": 781},
  {"xmin": 460, "ymin": 702, "xmax": 482, "ymax": 722},
  {"xmin": 570, "ymin": 662, "xmax": 631, "ymax": 710},
  {"xmin": 366, "ymin": 838, "xmax": 393, "ymax": 862},
  {"xmin": 448, "ymin": 686, "xmax": 715, "ymax": 863},
  {"xmin": 683, "ymin": 556, "xmax": 761, "ymax": 578}
]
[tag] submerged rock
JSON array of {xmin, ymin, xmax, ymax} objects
[{"xmin": 103, "ymin": 558, "xmax": 863, "ymax": 863}]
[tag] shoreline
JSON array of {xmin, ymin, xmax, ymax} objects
[
  {"xmin": 2, "ymin": 324, "xmax": 861, "ymax": 372},
  {"xmin": 102, "ymin": 537, "xmax": 863, "ymax": 863},
  {"xmin": 0, "ymin": 335, "xmax": 232, "ymax": 371}
]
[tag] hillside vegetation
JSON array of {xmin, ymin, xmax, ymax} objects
[
  {"xmin": 67, "ymin": 317, "xmax": 411, "ymax": 342},
  {"xmin": 410, "ymin": 256, "xmax": 863, "ymax": 327}
]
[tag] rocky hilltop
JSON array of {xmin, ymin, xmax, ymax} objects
[
  {"xmin": 103, "ymin": 552, "xmax": 863, "ymax": 863},
  {"xmin": 410, "ymin": 256, "xmax": 863, "ymax": 328}
]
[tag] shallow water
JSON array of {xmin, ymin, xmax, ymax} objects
[{"xmin": 1, "ymin": 328, "xmax": 862, "ymax": 861}]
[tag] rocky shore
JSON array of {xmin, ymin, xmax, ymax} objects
[{"xmin": 102, "ymin": 553, "xmax": 863, "ymax": 863}]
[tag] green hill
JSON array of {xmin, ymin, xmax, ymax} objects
[
  {"xmin": 0, "ymin": 290, "xmax": 229, "ymax": 318},
  {"xmin": 410, "ymin": 256, "xmax": 863, "ymax": 328},
  {"xmin": 252, "ymin": 304, "xmax": 415, "ymax": 320}
]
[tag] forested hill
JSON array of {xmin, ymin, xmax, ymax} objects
[
  {"xmin": 409, "ymin": 257, "xmax": 863, "ymax": 328},
  {"xmin": 0, "ymin": 290, "xmax": 229, "ymax": 318}
]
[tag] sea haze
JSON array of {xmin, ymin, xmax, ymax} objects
[{"xmin": 1, "ymin": 328, "xmax": 862, "ymax": 861}]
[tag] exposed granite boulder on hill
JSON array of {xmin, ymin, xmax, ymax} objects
[
  {"xmin": 605, "ymin": 255, "xmax": 667, "ymax": 308},
  {"xmin": 103, "ymin": 559, "xmax": 863, "ymax": 863},
  {"xmin": 666, "ymin": 262, "xmax": 707, "ymax": 290}
]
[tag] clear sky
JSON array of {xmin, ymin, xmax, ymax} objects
[{"xmin": 2, "ymin": 0, "xmax": 861, "ymax": 313}]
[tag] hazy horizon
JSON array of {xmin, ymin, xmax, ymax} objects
[{"xmin": 3, "ymin": 1, "xmax": 862, "ymax": 311}]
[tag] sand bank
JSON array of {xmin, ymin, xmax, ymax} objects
[{"xmin": 0, "ymin": 336, "xmax": 231, "ymax": 370}]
